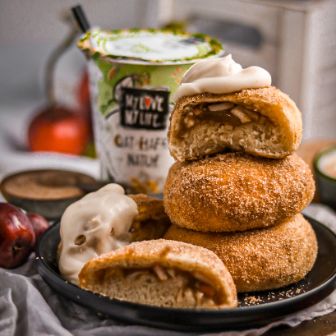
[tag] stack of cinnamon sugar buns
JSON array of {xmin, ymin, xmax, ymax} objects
[{"xmin": 164, "ymin": 55, "xmax": 317, "ymax": 292}]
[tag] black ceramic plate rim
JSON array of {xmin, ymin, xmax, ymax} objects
[{"xmin": 36, "ymin": 215, "xmax": 336, "ymax": 317}]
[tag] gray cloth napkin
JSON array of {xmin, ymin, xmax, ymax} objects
[{"xmin": 0, "ymin": 204, "xmax": 335, "ymax": 336}]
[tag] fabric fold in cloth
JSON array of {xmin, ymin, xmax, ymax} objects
[
  {"xmin": 0, "ymin": 266, "xmax": 71, "ymax": 336},
  {"xmin": 0, "ymin": 204, "xmax": 335, "ymax": 336}
]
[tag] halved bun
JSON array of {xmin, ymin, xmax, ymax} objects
[
  {"xmin": 79, "ymin": 239, "xmax": 237, "ymax": 309},
  {"xmin": 165, "ymin": 214, "xmax": 318, "ymax": 292},
  {"xmin": 168, "ymin": 87, "xmax": 302, "ymax": 161}
]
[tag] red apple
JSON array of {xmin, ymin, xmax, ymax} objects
[
  {"xmin": 77, "ymin": 71, "xmax": 91, "ymax": 120},
  {"xmin": 0, "ymin": 203, "xmax": 36, "ymax": 268},
  {"xmin": 27, "ymin": 104, "xmax": 89, "ymax": 155},
  {"xmin": 27, "ymin": 213, "xmax": 49, "ymax": 240}
]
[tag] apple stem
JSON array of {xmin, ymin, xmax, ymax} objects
[{"xmin": 45, "ymin": 13, "xmax": 79, "ymax": 105}]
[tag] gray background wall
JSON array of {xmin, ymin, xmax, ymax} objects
[{"xmin": 0, "ymin": 0, "xmax": 159, "ymax": 104}]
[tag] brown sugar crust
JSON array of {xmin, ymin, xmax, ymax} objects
[
  {"xmin": 163, "ymin": 152, "xmax": 315, "ymax": 232},
  {"xmin": 168, "ymin": 87, "xmax": 302, "ymax": 161},
  {"xmin": 164, "ymin": 214, "xmax": 318, "ymax": 292},
  {"xmin": 79, "ymin": 239, "xmax": 237, "ymax": 308}
]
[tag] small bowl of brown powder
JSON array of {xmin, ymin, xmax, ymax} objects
[{"xmin": 1, "ymin": 169, "xmax": 98, "ymax": 219}]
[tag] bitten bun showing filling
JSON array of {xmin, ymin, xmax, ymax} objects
[
  {"xmin": 169, "ymin": 56, "xmax": 302, "ymax": 161},
  {"xmin": 165, "ymin": 214, "xmax": 318, "ymax": 292},
  {"xmin": 128, "ymin": 194, "xmax": 171, "ymax": 242},
  {"xmin": 79, "ymin": 239, "xmax": 238, "ymax": 309},
  {"xmin": 164, "ymin": 152, "xmax": 315, "ymax": 232}
]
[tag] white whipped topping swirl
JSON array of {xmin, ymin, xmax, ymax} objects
[{"xmin": 174, "ymin": 54, "xmax": 272, "ymax": 101}]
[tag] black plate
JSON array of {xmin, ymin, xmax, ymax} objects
[{"xmin": 36, "ymin": 216, "xmax": 336, "ymax": 332}]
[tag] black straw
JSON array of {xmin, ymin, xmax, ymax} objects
[{"xmin": 71, "ymin": 5, "xmax": 91, "ymax": 33}]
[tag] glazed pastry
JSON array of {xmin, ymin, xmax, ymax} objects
[
  {"xmin": 79, "ymin": 239, "xmax": 237, "ymax": 309},
  {"xmin": 169, "ymin": 55, "xmax": 302, "ymax": 161},
  {"xmin": 58, "ymin": 185, "xmax": 169, "ymax": 284},
  {"xmin": 164, "ymin": 152, "xmax": 315, "ymax": 232},
  {"xmin": 165, "ymin": 214, "xmax": 317, "ymax": 292},
  {"xmin": 58, "ymin": 184, "xmax": 138, "ymax": 284}
]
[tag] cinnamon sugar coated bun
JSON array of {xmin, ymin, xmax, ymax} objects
[
  {"xmin": 164, "ymin": 214, "xmax": 317, "ymax": 292},
  {"xmin": 163, "ymin": 152, "xmax": 315, "ymax": 232}
]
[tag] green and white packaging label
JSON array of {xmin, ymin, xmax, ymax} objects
[{"xmin": 80, "ymin": 29, "xmax": 223, "ymax": 193}]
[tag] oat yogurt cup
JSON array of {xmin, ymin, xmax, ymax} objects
[{"xmin": 78, "ymin": 28, "xmax": 223, "ymax": 193}]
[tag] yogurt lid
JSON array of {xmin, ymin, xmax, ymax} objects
[{"xmin": 78, "ymin": 28, "xmax": 223, "ymax": 64}]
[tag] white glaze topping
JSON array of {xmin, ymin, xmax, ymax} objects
[
  {"xmin": 58, "ymin": 183, "xmax": 138, "ymax": 284},
  {"xmin": 174, "ymin": 54, "xmax": 271, "ymax": 101}
]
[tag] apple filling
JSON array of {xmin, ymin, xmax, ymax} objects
[
  {"xmin": 171, "ymin": 100, "xmax": 282, "ymax": 161},
  {"xmin": 86, "ymin": 265, "xmax": 221, "ymax": 308},
  {"xmin": 181, "ymin": 102, "xmax": 268, "ymax": 135},
  {"xmin": 127, "ymin": 194, "xmax": 171, "ymax": 242}
]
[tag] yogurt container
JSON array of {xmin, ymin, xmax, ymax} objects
[{"xmin": 78, "ymin": 28, "xmax": 223, "ymax": 193}]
